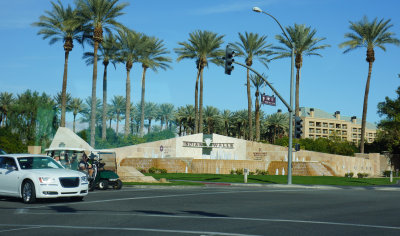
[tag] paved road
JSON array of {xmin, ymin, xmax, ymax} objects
[{"xmin": 0, "ymin": 185, "xmax": 399, "ymax": 235}]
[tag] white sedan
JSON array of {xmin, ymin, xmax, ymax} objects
[{"xmin": 0, "ymin": 154, "xmax": 88, "ymax": 203}]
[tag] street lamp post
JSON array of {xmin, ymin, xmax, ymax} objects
[{"xmin": 253, "ymin": 7, "xmax": 295, "ymax": 185}]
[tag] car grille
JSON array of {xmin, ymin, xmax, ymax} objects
[{"xmin": 59, "ymin": 177, "xmax": 80, "ymax": 188}]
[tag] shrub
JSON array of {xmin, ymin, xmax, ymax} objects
[
  {"xmin": 357, "ymin": 173, "xmax": 369, "ymax": 178},
  {"xmin": 249, "ymin": 171, "xmax": 255, "ymax": 175},
  {"xmin": 137, "ymin": 168, "xmax": 147, "ymax": 174},
  {"xmin": 148, "ymin": 167, "xmax": 167, "ymax": 174},
  {"xmin": 256, "ymin": 169, "xmax": 268, "ymax": 175},
  {"xmin": 148, "ymin": 167, "xmax": 158, "ymax": 174},
  {"xmin": 383, "ymin": 170, "xmax": 392, "ymax": 177},
  {"xmin": 230, "ymin": 169, "xmax": 235, "ymax": 175},
  {"xmin": 345, "ymin": 172, "xmax": 354, "ymax": 178},
  {"xmin": 159, "ymin": 168, "xmax": 167, "ymax": 174},
  {"xmin": 236, "ymin": 168, "xmax": 243, "ymax": 175}
]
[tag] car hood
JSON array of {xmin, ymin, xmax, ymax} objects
[{"xmin": 22, "ymin": 168, "xmax": 86, "ymax": 177}]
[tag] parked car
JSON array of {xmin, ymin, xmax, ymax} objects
[{"xmin": 0, "ymin": 154, "xmax": 88, "ymax": 203}]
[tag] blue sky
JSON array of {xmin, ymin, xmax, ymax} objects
[{"xmin": 0, "ymin": 0, "xmax": 399, "ymax": 128}]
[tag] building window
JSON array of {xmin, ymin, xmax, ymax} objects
[
  {"xmin": 309, "ymin": 128, "xmax": 315, "ymax": 133},
  {"xmin": 323, "ymin": 123, "xmax": 328, "ymax": 127},
  {"xmin": 342, "ymin": 125, "xmax": 347, "ymax": 129},
  {"xmin": 336, "ymin": 124, "xmax": 341, "ymax": 129},
  {"xmin": 329, "ymin": 123, "xmax": 334, "ymax": 128},
  {"xmin": 352, "ymin": 128, "xmax": 357, "ymax": 132},
  {"xmin": 309, "ymin": 121, "xmax": 315, "ymax": 127},
  {"xmin": 316, "ymin": 122, "xmax": 321, "ymax": 127}
]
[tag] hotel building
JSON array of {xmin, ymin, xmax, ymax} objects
[{"xmin": 298, "ymin": 107, "xmax": 377, "ymax": 143}]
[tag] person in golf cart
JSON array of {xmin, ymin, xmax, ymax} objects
[{"xmin": 79, "ymin": 153, "xmax": 93, "ymax": 177}]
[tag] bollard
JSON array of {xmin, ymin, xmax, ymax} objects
[
  {"xmin": 390, "ymin": 170, "xmax": 393, "ymax": 183},
  {"xmin": 244, "ymin": 168, "xmax": 249, "ymax": 183}
]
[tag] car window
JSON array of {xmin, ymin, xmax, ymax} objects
[
  {"xmin": 0, "ymin": 157, "xmax": 17, "ymax": 169},
  {"xmin": 18, "ymin": 156, "xmax": 63, "ymax": 170}
]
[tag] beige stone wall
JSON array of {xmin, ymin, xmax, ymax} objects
[
  {"xmin": 120, "ymin": 157, "xmax": 267, "ymax": 174},
  {"xmin": 28, "ymin": 146, "xmax": 42, "ymax": 154}
]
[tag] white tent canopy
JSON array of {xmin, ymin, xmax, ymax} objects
[{"xmin": 47, "ymin": 127, "xmax": 94, "ymax": 152}]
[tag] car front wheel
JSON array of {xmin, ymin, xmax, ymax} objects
[{"xmin": 22, "ymin": 180, "xmax": 36, "ymax": 204}]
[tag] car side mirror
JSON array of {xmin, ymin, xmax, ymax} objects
[{"xmin": 8, "ymin": 166, "xmax": 17, "ymax": 171}]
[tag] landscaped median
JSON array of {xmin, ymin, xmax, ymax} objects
[{"xmin": 121, "ymin": 173, "xmax": 400, "ymax": 187}]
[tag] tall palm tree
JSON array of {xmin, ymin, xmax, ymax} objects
[
  {"xmin": 32, "ymin": 0, "xmax": 83, "ymax": 128},
  {"xmin": 0, "ymin": 92, "xmax": 14, "ymax": 127},
  {"xmin": 110, "ymin": 95, "xmax": 125, "ymax": 135},
  {"xmin": 230, "ymin": 32, "xmax": 272, "ymax": 141},
  {"xmin": 339, "ymin": 16, "xmax": 400, "ymax": 153},
  {"xmin": 117, "ymin": 29, "xmax": 144, "ymax": 136},
  {"xmin": 273, "ymin": 24, "xmax": 330, "ymax": 117},
  {"xmin": 250, "ymin": 73, "xmax": 267, "ymax": 141},
  {"xmin": 76, "ymin": 0, "xmax": 128, "ymax": 147},
  {"xmin": 69, "ymin": 98, "xmax": 85, "ymax": 132},
  {"xmin": 139, "ymin": 36, "xmax": 172, "ymax": 136},
  {"xmin": 83, "ymin": 34, "xmax": 119, "ymax": 140},
  {"xmin": 181, "ymin": 105, "xmax": 195, "ymax": 135},
  {"xmin": 175, "ymin": 30, "xmax": 225, "ymax": 134}
]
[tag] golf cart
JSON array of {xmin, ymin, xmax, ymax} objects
[
  {"xmin": 87, "ymin": 152, "xmax": 122, "ymax": 191},
  {"xmin": 45, "ymin": 147, "xmax": 122, "ymax": 191}
]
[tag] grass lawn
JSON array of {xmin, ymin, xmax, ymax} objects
[{"xmin": 138, "ymin": 173, "xmax": 400, "ymax": 186}]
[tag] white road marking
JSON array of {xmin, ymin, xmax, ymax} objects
[
  {"xmin": 0, "ymin": 224, "xmax": 259, "ymax": 236},
  {"xmin": 19, "ymin": 189, "xmax": 305, "ymax": 210},
  {"xmin": 0, "ymin": 226, "xmax": 42, "ymax": 233}
]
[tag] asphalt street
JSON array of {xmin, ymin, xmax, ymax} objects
[{"xmin": 0, "ymin": 185, "xmax": 399, "ymax": 236}]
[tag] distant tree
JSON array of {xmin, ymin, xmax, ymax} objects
[
  {"xmin": 339, "ymin": 16, "xmax": 400, "ymax": 153},
  {"xmin": 110, "ymin": 95, "xmax": 125, "ymax": 135},
  {"xmin": 69, "ymin": 98, "xmax": 85, "ymax": 133},
  {"xmin": 0, "ymin": 92, "xmax": 14, "ymax": 127}
]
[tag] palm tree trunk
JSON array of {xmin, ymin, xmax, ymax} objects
[
  {"xmin": 60, "ymin": 50, "xmax": 70, "ymax": 128},
  {"xmin": 194, "ymin": 69, "xmax": 200, "ymax": 134},
  {"xmin": 116, "ymin": 114, "xmax": 119, "ymax": 135},
  {"xmin": 295, "ymin": 67, "xmax": 301, "ymax": 117},
  {"xmin": 199, "ymin": 67, "xmax": 204, "ymax": 134},
  {"xmin": 125, "ymin": 63, "xmax": 132, "ymax": 137},
  {"xmin": 246, "ymin": 68, "xmax": 253, "ymax": 141},
  {"xmin": 73, "ymin": 114, "xmax": 76, "ymax": 133},
  {"xmin": 140, "ymin": 66, "xmax": 147, "ymax": 137},
  {"xmin": 255, "ymin": 91, "xmax": 260, "ymax": 141},
  {"xmin": 148, "ymin": 119, "xmax": 152, "ymax": 134},
  {"xmin": 102, "ymin": 62, "xmax": 109, "ymax": 140},
  {"xmin": 360, "ymin": 61, "xmax": 374, "ymax": 153},
  {"xmin": 90, "ymin": 41, "xmax": 99, "ymax": 147}
]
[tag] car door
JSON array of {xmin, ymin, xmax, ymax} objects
[{"xmin": 0, "ymin": 157, "xmax": 20, "ymax": 196}]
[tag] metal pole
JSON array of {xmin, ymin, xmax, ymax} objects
[{"xmin": 287, "ymin": 47, "xmax": 295, "ymax": 185}]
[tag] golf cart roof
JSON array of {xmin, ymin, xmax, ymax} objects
[{"xmin": 45, "ymin": 147, "xmax": 86, "ymax": 152}]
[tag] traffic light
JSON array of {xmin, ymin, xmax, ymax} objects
[
  {"xmin": 294, "ymin": 116, "xmax": 303, "ymax": 139},
  {"xmin": 224, "ymin": 45, "xmax": 235, "ymax": 75}
]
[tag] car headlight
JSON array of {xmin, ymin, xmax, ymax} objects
[
  {"xmin": 81, "ymin": 175, "xmax": 88, "ymax": 184},
  {"xmin": 39, "ymin": 177, "xmax": 57, "ymax": 184}
]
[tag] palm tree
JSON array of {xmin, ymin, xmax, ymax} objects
[
  {"xmin": 232, "ymin": 110, "xmax": 248, "ymax": 139},
  {"xmin": 230, "ymin": 32, "xmax": 272, "ymax": 140},
  {"xmin": 139, "ymin": 36, "xmax": 172, "ymax": 136},
  {"xmin": 181, "ymin": 105, "xmax": 195, "ymax": 135},
  {"xmin": 0, "ymin": 92, "xmax": 14, "ymax": 127},
  {"xmin": 32, "ymin": 0, "xmax": 83, "ymax": 128},
  {"xmin": 273, "ymin": 24, "xmax": 330, "ymax": 117},
  {"xmin": 175, "ymin": 30, "xmax": 225, "ymax": 134},
  {"xmin": 142, "ymin": 102, "xmax": 157, "ymax": 134},
  {"xmin": 83, "ymin": 34, "xmax": 119, "ymax": 140},
  {"xmin": 80, "ymin": 96, "xmax": 102, "ymax": 128},
  {"xmin": 76, "ymin": 0, "xmax": 128, "ymax": 147},
  {"xmin": 69, "ymin": 98, "xmax": 85, "ymax": 132},
  {"xmin": 339, "ymin": 16, "xmax": 400, "ymax": 153},
  {"xmin": 158, "ymin": 103, "xmax": 175, "ymax": 130},
  {"xmin": 110, "ymin": 95, "xmax": 125, "ymax": 135},
  {"xmin": 203, "ymin": 106, "xmax": 220, "ymax": 134},
  {"xmin": 220, "ymin": 110, "xmax": 232, "ymax": 136},
  {"xmin": 265, "ymin": 112, "xmax": 289, "ymax": 143},
  {"xmin": 117, "ymin": 29, "xmax": 145, "ymax": 136},
  {"xmin": 250, "ymin": 73, "xmax": 267, "ymax": 141}
]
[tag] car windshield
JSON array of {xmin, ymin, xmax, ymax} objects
[{"xmin": 17, "ymin": 156, "xmax": 63, "ymax": 170}]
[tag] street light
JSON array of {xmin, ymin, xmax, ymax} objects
[{"xmin": 253, "ymin": 6, "xmax": 295, "ymax": 185}]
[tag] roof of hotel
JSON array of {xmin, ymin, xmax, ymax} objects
[{"xmin": 299, "ymin": 107, "xmax": 377, "ymax": 130}]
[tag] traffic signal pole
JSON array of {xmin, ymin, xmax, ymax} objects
[{"xmin": 229, "ymin": 47, "xmax": 295, "ymax": 185}]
